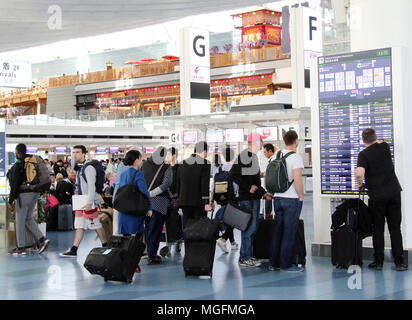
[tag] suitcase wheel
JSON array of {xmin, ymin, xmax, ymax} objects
[
  {"xmin": 126, "ymin": 277, "xmax": 133, "ymax": 284},
  {"xmin": 104, "ymin": 277, "xmax": 108, "ymax": 282},
  {"xmin": 160, "ymin": 246, "xmax": 170, "ymax": 257}
]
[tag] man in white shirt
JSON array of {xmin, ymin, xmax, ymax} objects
[{"xmin": 268, "ymin": 130, "xmax": 304, "ymax": 273}]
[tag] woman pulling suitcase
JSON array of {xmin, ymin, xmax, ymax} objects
[{"xmin": 115, "ymin": 150, "xmax": 153, "ymax": 273}]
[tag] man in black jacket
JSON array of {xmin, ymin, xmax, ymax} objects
[
  {"xmin": 230, "ymin": 133, "xmax": 272, "ymax": 267},
  {"xmin": 177, "ymin": 141, "xmax": 213, "ymax": 229},
  {"xmin": 356, "ymin": 128, "xmax": 408, "ymax": 271}
]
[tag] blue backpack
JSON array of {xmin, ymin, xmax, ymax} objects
[
  {"xmin": 81, "ymin": 160, "xmax": 106, "ymax": 195},
  {"xmin": 213, "ymin": 166, "xmax": 234, "ymax": 205}
]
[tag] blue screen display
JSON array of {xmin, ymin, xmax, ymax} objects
[{"xmin": 318, "ymin": 48, "xmax": 394, "ymax": 195}]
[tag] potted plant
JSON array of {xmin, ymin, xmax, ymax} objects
[
  {"xmin": 223, "ymin": 43, "xmax": 233, "ymax": 53},
  {"xmin": 210, "ymin": 46, "xmax": 220, "ymax": 54},
  {"xmin": 258, "ymin": 39, "xmax": 268, "ymax": 47}
]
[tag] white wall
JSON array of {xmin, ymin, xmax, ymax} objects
[{"xmin": 350, "ymin": 0, "xmax": 412, "ymax": 249}]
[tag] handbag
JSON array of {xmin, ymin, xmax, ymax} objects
[
  {"xmin": 113, "ymin": 171, "xmax": 150, "ymax": 217},
  {"xmin": 45, "ymin": 194, "xmax": 60, "ymax": 210},
  {"xmin": 223, "ymin": 201, "xmax": 253, "ymax": 232}
]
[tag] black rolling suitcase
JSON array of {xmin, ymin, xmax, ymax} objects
[
  {"xmin": 183, "ymin": 217, "xmax": 219, "ymax": 277},
  {"xmin": 253, "ymin": 210, "xmax": 276, "ymax": 259},
  {"xmin": 57, "ymin": 204, "xmax": 74, "ymax": 231},
  {"xmin": 331, "ymin": 198, "xmax": 363, "ymax": 269},
  {"xmin": 292, "ymin": 220, "xmax": 306, "ymax": 266},
  {"xmin": 331, "ymin": 225, "xmax": 362, "ymax": 268},
  {"xmin": 83, "ymin": 233, "xmax": 145, "ymax": 283}
]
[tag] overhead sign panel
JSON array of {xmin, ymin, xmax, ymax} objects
[{"xmin": 0, "ymin": 60, "xmax": 31, "ymax": 88}]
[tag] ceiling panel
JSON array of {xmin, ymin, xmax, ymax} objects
[{"xmin": 0, "ymin": 0, "xmax": 281, "ymax": 53}]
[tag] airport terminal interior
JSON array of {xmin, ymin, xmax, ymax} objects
[{"xmin": 1, "ymin": 0, "xmax": 412, "ymax": 300}]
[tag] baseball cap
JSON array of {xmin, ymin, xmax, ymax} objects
[{"xmin": 247, "ymin": 132, "xmax": 263, "ymax": 143}]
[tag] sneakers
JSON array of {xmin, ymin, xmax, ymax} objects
[
  {"xmin": 395, "ymin": 263, "xmax": 409, "ymax": 271},
  {"xmin": 38, "ymin": 239, "xmax": 50, "ymax": 254},
  {"xmin": 217, "ymin": 238, "xmax": 229, "ymax": 253},
  {"xmin": 238, "ymin": 259, "xmax": 261, "ymax": 267},
  {"xmin": 8, "ymin": 248, "xmax": 27, "ymax": 256},
  {"xmin": 281, "ymin": 266, "xmax": 304, "ymax": 273},
  {"xmin": 230, "ymin": 241, "xmax": 239, "ymax": 250},
  {"xmin": 368, "ymin": 261, "xmax": 383, "ymax": 271},
  {"xmin": 268, "ymin": 265, "xmax": 280, "ymax": 271},
  {"xmin": 59, "ymin": 249, "xmax": 77, "ymax": 258},
  {"xmin": 148, "ymin": 255, "xmax": 162, "ymax": 265}
]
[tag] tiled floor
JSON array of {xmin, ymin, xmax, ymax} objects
[{"xmin": 0, "ymin": 195, "xmax": 411, "ymax": 300}]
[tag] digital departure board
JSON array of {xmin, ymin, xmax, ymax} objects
[{"xmin": 318, "ymin": 48, "xmax": 394, "ymax": 195}]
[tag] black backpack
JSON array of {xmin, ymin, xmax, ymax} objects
[{"xmin": 81, "ymin": 160, "xmax": 106, "ymax": 195}]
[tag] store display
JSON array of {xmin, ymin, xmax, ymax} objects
[
  {"xmin": 145, "ymin": 147, "xmax": 154, "ymax": 154},
  {"xmin": 26, "ymin": 147, "xmax": 38, "ymax": 155},
  {"xmin": 96, "ymin": 147, "xmax": 107, "ymax": 154},
  {"xmin": 55, "ymin": 147, "xmax": 66, "ymax": 154},
  {"xmin": 225, "ymin": 129, "xmax": 244, "ymax": 143},
  {"xmin": 318, "ymin": 48, "xmax": 394, "ymax": 195},
  {"xmin": 206, "ymin": 129, "xmax": 224, "ymax": 144},
  {"xmin": 183, "ymin": 131, "xmax": 198, "ymax": 145},
  {"xmin": 256, "ymin": 127, "xmax": 278, "ymax": 141}
]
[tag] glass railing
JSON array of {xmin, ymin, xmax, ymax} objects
[{"xmin": 5, "ymin": 107, "xmax": 310, "ymax": 129}]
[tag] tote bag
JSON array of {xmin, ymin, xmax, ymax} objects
[
  {"xmin": 222, "ymin": 202, "xmax": 253, "ymax": 232},
  {"xmin": 113, "ymin": 171, "xmax": 150, "ymax": 217}
]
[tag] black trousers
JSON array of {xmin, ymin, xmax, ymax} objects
[
  {"xmin": 369, "ymin": 193, "xmax": 404, "ymax": 264},
  {"xmin": 166, "ymin": 207, "xmax": 183, "ymax": 242},
  {"xmin": 181, "ymin": 206, "xmax": 207, "ymax": 230},
  {"xmin": 221, "ymin": 226, "xmax": 235, "ymax": 243}
]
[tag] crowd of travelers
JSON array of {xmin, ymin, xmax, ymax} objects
[{"xmin": 5, "ymin": 127, "xmax": 408, "ymax": 275}]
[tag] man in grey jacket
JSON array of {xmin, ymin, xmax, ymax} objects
[{"xmin": 60, "ymin": 145, "xmax": 107, "ymax": 258}]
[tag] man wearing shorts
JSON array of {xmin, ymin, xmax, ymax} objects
[{"xmin": 60, "ymin": 145, "xmax": 107, "ymax": 257}]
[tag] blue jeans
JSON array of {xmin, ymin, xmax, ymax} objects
[
  {"xmin": 269, "ymin": 197, "xmax": 303, "ymax": 269},
  {"xmin": 239, "ymin": 199, "xmax": 260, "ymax": 261}
]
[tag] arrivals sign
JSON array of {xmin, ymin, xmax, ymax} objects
[{"xmin": 0, "ymin": 60, "xmax": 32, "ymax": 88}]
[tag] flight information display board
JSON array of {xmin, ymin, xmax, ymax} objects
[{"xmin": 318, "ymin": 48, "xmax": 394, "ymax": 195}]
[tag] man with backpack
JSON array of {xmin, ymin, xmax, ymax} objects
[
  {"xmin": 60, "ymin": 145, "xmax": 108, "ymax": 258},
  {"xmin": 213, "ymin": 148, "xmax": 239, "ymax": 254},
  {"xmin": 7, "ymin": 143, "xmax": 51, "ymax": 255},
  {"xmin": 266, "ymin": 130, "xmax": 304, "ymax": 273}
]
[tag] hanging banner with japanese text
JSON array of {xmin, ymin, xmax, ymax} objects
[{"xmin": 0, "ymin": 60, "xmax": 32, "ymax": 88}]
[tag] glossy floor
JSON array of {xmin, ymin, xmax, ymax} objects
[{"xmin": 0, "ymin": 196, "xmax": 411, "ymax": 300}]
